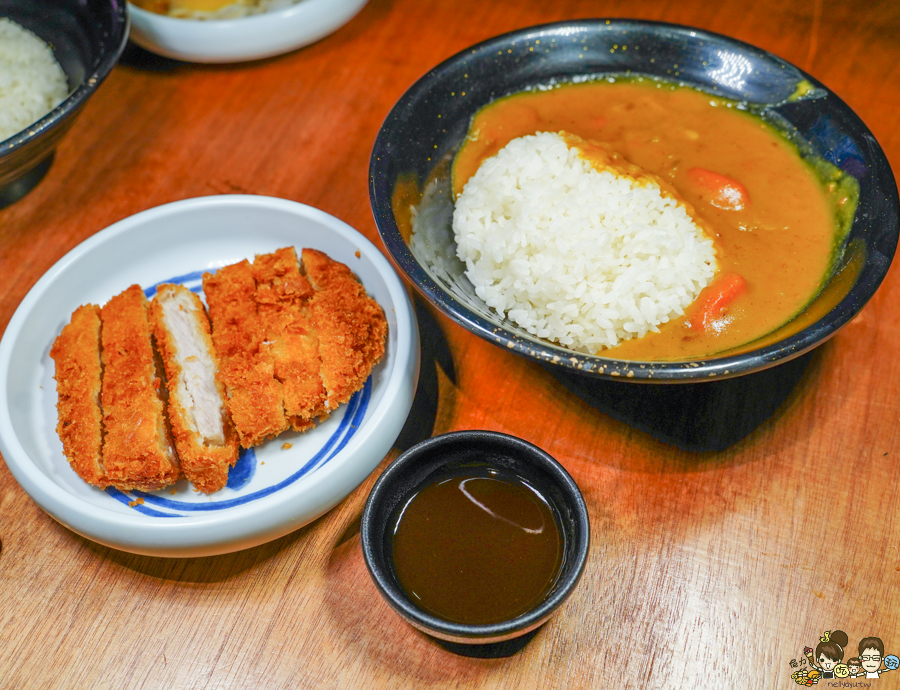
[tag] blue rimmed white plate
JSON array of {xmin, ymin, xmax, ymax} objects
[{"xmin": 0, "ymin": 195, "xmax": 420, "ymax": 556}]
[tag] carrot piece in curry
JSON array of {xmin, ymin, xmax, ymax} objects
[
  {"xmin": 687, "ymin": 168, "xmax": 749, "ymax": 211},
  {"xmin": 688, "ymin": 273, "xmax": 748, "ymax": 333}
]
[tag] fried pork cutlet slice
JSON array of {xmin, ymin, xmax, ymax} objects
[
  {"xmin": 100, "ymin": 285, "xmax": 180, "ymax": 492},
  {"xmin": 150, "ymin": 284, "xmax": 240, "ymax": 493},
  {"xmin": 50, "ymin": 304, "xmax": 107, "ymax": 488},
  {"xmin": 252, "ymin": 247, "xmax": 327, "ymax": 432},
  {"xmin": 203, "ymin": 260, "xmax": 288, "ymax": 448},
  {"xmin": 301, "ymin": 248, "xmax": 388, "ymax": 412}
]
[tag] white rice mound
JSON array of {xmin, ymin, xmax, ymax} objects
[
  {"xmin": 453, "ymin": 131, "xmax": 717, "ymax": 353},
  {"xmin": 0, "ymin": 19, "xmax": 68, "ymax": 143}
]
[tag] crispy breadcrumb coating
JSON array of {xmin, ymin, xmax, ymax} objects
[
  {"xmin": 150, "ymin": 284, "xmax": 240, "ymax": 493},
  {"xmin": 203, "ymin": 260, "xmax": 288, "ymax": 448},
  {"xmin": 302, "ymin": 248, "xmax": 387, "ymax": 412},
  {"xmin": 50, "ymin": 304, "xmax": 107, "ymax": 488},
  {"xmin": 100, "ymin": 285, "xmax": 180, "ymax": 492},
  {"xmin": 252, "ymin": 247, "xmax": 327, "ymax": 431},
  {"xmin": 53, "ymin": 247, "xmax": 389, "ymax": 495}
]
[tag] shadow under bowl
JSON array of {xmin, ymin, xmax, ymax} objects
[
  {"xmin": 0, "ymin": 0, "xmax": 129, "ymax": 207},
  {"xmin": 369, "ymin": 19, "xmax": 899, "ymax": 382},
  {"xmin": 360, "ymin": 430, "xmax": 590, "ymax": 648}
]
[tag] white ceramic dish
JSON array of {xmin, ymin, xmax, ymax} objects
[
  {"xmin": 127, "ymin": 0, "xmax": 368, "ymax": 63},
  {"xmin": 0, "ymin": 195, "xmax": 419, "ymax": 557}
]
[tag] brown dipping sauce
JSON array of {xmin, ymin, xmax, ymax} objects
[
  {"xmin": 450, "ymin": 78, "xmax": 858, "ymax": 360},
  {"xmin": 390, "ymin": 465, "xmax": 564, "ymax": 626}
]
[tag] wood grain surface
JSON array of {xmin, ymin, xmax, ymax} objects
[{"xmin": 1, "ymin": 0, "xmax": 899, "ymax": 688}]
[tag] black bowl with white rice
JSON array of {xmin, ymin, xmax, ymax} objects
[
  {"xmin": 0, "ymin": 0, "xmax": 128, "ymax": 207},
  {"xmin": 369, "ymin": 20, "xmax": 898, "ymax": 382}
]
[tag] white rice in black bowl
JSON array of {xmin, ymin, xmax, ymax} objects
[
  {"xmin": 451, "ymin": 132, "xmax": 717, "ymax": 354},
  {"xmin": 0, "ymin": 18, "xmax": 69, "ymax": 143}
]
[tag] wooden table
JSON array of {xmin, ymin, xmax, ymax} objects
[{"xmin": 1, "ymin": 0, "xmax": 898, "ymax": 687}]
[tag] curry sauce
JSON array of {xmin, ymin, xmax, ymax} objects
[{"xmin": 451, "ymin": 79, "xmax": 857, "ymax": 360}]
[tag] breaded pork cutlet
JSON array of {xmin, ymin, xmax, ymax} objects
[
  {"xmin": 100, "ymin": 285, "xmax": 180, "ymax": 492},
  {"xmin": 203, "ymin": 260, "xmax": 288, "ymax": 448},
  {"xmin": 50, "ymin": 304, "xmax": 107, "ymax": 488},
  {"xmin": 252, "ymin": 247, "xmax": 327, "ymax": 431},
  {"xmin": 301, "ymin": 248, "xmax": 388, "ymax": 412},
  {"xmin": 150, "ymin": 284, "xmax": 240, "ymax": 493}
]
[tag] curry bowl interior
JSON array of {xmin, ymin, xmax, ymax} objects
[{"xmin": 369, "ymin": 19, "xmax": 899, "ymax": 381}]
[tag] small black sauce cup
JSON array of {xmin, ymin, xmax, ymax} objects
[{"xmin": 360, "ymin": 430, "xmax": 590, "ymax": 649}]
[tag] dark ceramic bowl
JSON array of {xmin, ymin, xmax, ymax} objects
[
  {"xmin": 369, "ymin": 20, "xmax": 899, "ymax": 382},
  {"xmin": 360, "ymin": 430, "xmax": 590, "ymax": 646},
  {"xmin": 0, "ymin": 0, "xmax": 129, "ymax": 207}
]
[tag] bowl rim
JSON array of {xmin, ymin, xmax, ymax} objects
[
  {"xmin": 126, "ymin": 0, "xmax": 369, "ymax": 63},
  {"xmin": 360, "ymin": 429, "xmax": 590, "ymax": 643},
  {"xmin": 369, "ymin": 18, "xmax": 900, "ymax": 382},
  {"xmin": 127, "ymin": 0, "xmax": 357, "ymax": 26},
  {"xmin": 0, "ymin": 1, "xmax": 130, "ymax": 155},
  {"xmin": 0, "ymin": 194, "xmax": 420, "ymax": 556}
]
